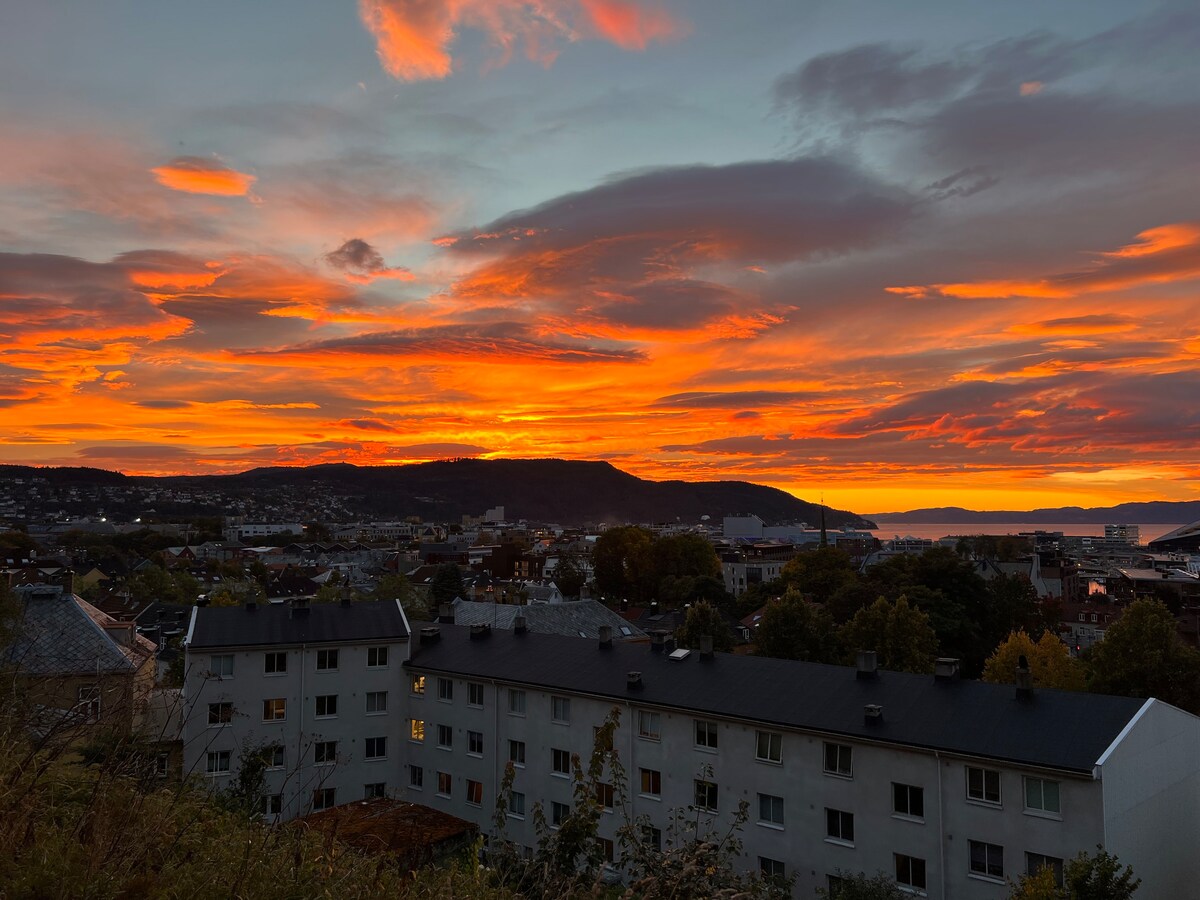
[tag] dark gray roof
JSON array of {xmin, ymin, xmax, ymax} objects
[
  {"xmin": 187, "ymin": 601, "xmax": 409, "ymax": 649},
  {"xmin": 450, "ymin": 599, "xmax": 646, "ymax": 640},
  {"xmin": 406, "ymin": 625, "xmax": 1146, "ymax": 774}
]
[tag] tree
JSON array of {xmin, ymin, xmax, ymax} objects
[
  {"xmin": 370, "ymin": 573, "xmax": 426, "ymax": 619},
  {"xmin": 429, "ymin": 562, "xmax": 466, "ymax": 606},
  {"xmin": 754, "ymin": 592, "xmax": 841, "ymax": 663},
  {"xmin": 1008, "ymin": 866, "xmax": 1064, "ymax": 900},
  {"xmin": 549, "ymin": 553, "xmax": 586, "ymax": 600},
  {"xmin": 592, "ymin": 526, "xmax": 655, "ymax": 602},
  {"xmin": 781, "ymin": 546, "xmax": 857, "ymax": 603},
  {"xmin": 675, "ymin": 601, "xmax": 733, "ymax": 652},
  {"xmin": 840, "ymin": 596, "xmax": 938, "ymax": 674},
  {"xmin": 818, "ymin": 872, "xmax": 908, "ymax": 899},
  {"xmin": 983, "ymin": 630, "xmax": 1086, "ymax": 691},
  {"xmin": 980, "ymin": 573, "xmax": 1046, "ymax": 654},
  {"xmin": 1065, "ymin": 847, "xmax": 1140, "ymax": 899},
  {"xmin": 1086, "ymin": 599, "xmax": 1200, "ymax": 713}
]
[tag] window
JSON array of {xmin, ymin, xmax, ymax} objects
[
  {"xmin": 262, "ymin": 698, "xmax": 286, "ymax": 721},
  {"xmin": 893, "ymin": 783, "xmax": 925, "ymax": 819},
  {"xmin": 551, "ymin": 801, "xmax": 569, "ymax": 828},
  {"xmin": 509, "ymin": 791, "xmax": 526, "ymax": 818},
  {"xmin": 824, "ymin": 742, "xmax": 852, "ymax": 778},
  {"xmin": 825, "ymin": 808, "xmax": 854, "ymax": 844},
  {"xmin": 410, "ymin": 719, "xmax": 425, "ymax": 742},
  {"xmin": 205, "ymin": 750, "xmax": 231, "ymax": 775},
  {"xmin": 365, "ymin": 736, "xmax": 387, "ymax": 760},
  {"xmin": 593, "ymin": 725, "xmax": 614, "ymax": 752},
  {"xmin": 1024, "ymin": 777, "xmax": 1061, "ymax": 815},
  {"xmin": 466, "ymin": 779, "xmax": 484, "ymax": 806},
  {"xmin": 315, "ymin": 694, "xmax": 338, "ymax": 718},
  {"xmin": 210, "ymin": 654, "xmax": 233, "ymax": 678},
  {"xmin": 437, "ymin": 724, "xmax": 453, "ymax": 749},
  {"xmin": 409, "ymin": 765, "xmax": 424, "ymax": 789},
  {"xmin": 468, "ymin": 731, "xmax": 484, "ymax": 756},
  {"xmin": 1026, "ymin": 853, "xmax": 1064, "ymax": 887},
  {"xmin": 597, "ymin": 837, "xmax": 615, "ymax": 863},
  {"xmin": 468, "ymin": 682, "xmax": 484, "ymax": 707},
  {"xmin": 895, "ymin": 854, "xmax": 927, "ymax": 891},
  {"xmin": 155, "ymin": 753, "xmax": 169, "ymax": 778},
  {"xmin": 760, "ymin": 858, "xmax": 786, "ymax": 879},
  {"xmin": 595, "ymin": 782, "xmax": 614, "ymax": 810},
  {"xmin": 410, "ymin": 674, "xmax": 426, "ymax": 695},
  {"xmin": 694, "ymin": 779, "xmax": 718, "ymax": 812},
  {"xmin": 437, "ymin": 677, "xmax": 454, "ymax": 701},
  {"xmin": 263, "ymin": 744, "xmax": 285, "ymax": 770},
  {"xmin": 758, "ymin": 793, "xmax": 784, "ymax": 826},
  {"xmin": 436, "ymin": 771, "xmax": 451, "ymax": 797},
  {"xmin": 755, "ymin": 730, "xmax": 782, "ymax": 764},
  {"xmin": 509, "ymin": 689, "xmax": 526, "ymax": 715},
  {"xmin": 264, "ymin": 651, "xmax": 287, "ymax": 675},
  {"xmin": 367, "ymin": 646, "xmax": 388, "ymax": 668},
  {"xmin": 263, "ymin": 794, "xmax": 282, "ymax": 816},
  {"xmin": 967, "ymin": 767, "xmax": 1002, "ymax": 805},
  {"xmin": 643, "ymin": 826, "xmax": 662, "ymax": 852},
  {"xmin": 638, "ymin": 710, "xmax": 661, "ymax": 741},
  {"xmin": 312, "ymin": 788, "xmax": 335, "ymax": 812},
  {"xmin": 366, "ymin": 691, "xmax": 387, "ymax": 714},
  {"xmin": 316, "ymin": 649, "xmax": 338, "ymax": 671},
  {"xmin": 207, "ymin": 702, "xmax": 233, "ymax": 727},
  {"xmin": 508, "ymin": 739, "xmax": 526, "ymax": 767},
  {"xmin": 77, "ymin": 685, "xmax": 100, "ymax": 721},
  {"xmin": 552, "ymin": 747, "xmax": 571, "ymax": 776},
  {"xmin": 639, "ymin": 768, "xmax": 661, "ymax": 797},
  {"xmin": 969, "ymin": 840, "xmax": 1004, "ymax": 880},
  {"xmin": 551, "ymin": 695, "xmax": 571, "ymax": 723},
  {"xmin": 364, "ymin": 782, "xmax": 386, "ymax": 799},
  {"xmin": 694, "ymin": 719, "xmax": 718, "ymax": 749},
  {"xmin": 314, "ymin": 741, "xmax": 337, "ymax": 765}
]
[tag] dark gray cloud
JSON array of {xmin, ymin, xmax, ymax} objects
[
  {"xmin": 651, "ymin": 390, "xmax": 829, "ymax": 409},
  {"xmin": 323, "ymin": 237, "xmax": 411, "ymax": 282}
]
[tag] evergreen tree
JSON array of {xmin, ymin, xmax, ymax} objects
[
  {"xmin": 675, "ymin": 601, "xmax": 733, "ymax": 652},
  {"xmin": 840, "ymin": 595, "xmax": 938, "ymax": 674}
]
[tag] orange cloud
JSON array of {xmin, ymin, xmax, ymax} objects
[
  {"xmin": 1019, "ymin": 81, "xmax": 1044, "ymax": 96},
  {"xmin": 151, "ymin": 156, "xmax": 256, "ymax": 196},
  {"xmin": 580, "ymin": 0, "xmax": 683, "ymax": 50}
]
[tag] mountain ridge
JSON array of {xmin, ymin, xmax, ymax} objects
[{"xmin": 869, "ymin": 500, "xmax": 1200, "ymax": 525}]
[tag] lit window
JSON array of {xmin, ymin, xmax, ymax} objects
[
  {"xmin": 365, "ymin": 736, "xmax": 387, "ymax": 760},
  {"xmin": 366, "ymin": 691, "xmax": 387, "ymax": 714},
  {"xmin": 969, "ymin": 840, "xmax": 1004, "ymax": 879},
  {"xmin": 896, "ymin": 854, "xmax": 927, "ymax": 890},
  {"xmin": 207, "ymin": 702, "xmax": 233, "ymax": 727},
  {"xmin": 638, "ymin": 710, "xmax": 661, "ymax": 741},
  {"xmin": 825, "ymin": 808, "xmax": 854, "ymax": 844},
  {"xmin": 410, "ymin": 719, "xmax": 425, "ymax": 742},
  {"xmin": 264, "ymin": 652, "xmax": 287, "ymax": 675},
  {"xmin": 694, "ymin": 779, "xmax": 718, "ymax": 812},
  {"xmin": 509, "ymin": 739, "xmax": 526, "ymax": 766},
  {"xmin": 551, "ymin": 695, "xmax": 571, "ymax": 723},
  {"xmin": 468, "ymin": 682, "xmax": 484, "ymax": 707},
  {"xmin": 755, "ymin": 730, "xmax": 782, "ymax": 764},
  {"xmin": 205, "ymin": 750, "xmax": 230, "ymax": 775},
  {"xmin": 509, "ymin": 689, "xmax": 526, "ymax": 715},
  {"xmin": 466, "ymin": 779, "xmax": 484, "ymax": 806},
  {"xmin": 367, "ymin": 646, "xmax": 388, "ymax": 668},
  {"xmin": 967, "ymin": 767, "xmax": 1002, "ymax": 805},
  {"xmin": 410, "ymin": 674, "xmax": 426, "ymax": 695},
  {"xmin": 694, "ymin": 719, "xmax": 718, "ymax": 750},
  {"xmin": 314, "ymin": 741, "xmax": 337, "ymax": 765},
  {"xmin": 209, "ymin": 654, "xmax": 233, "ymax": 678},
  {"xmin": 758, "ymin": 793, "xmax": 784, "ymax": 826},
  {"xmin": 316, "ymin": 649, "xmax": 338, "ymax": 671},
  {"xmin": 315, "ymin": 694, "xmax": 338, "ymax": 718},
  {"xmin": 437, "ymin": 677, "xmax": 453, "ymax": 701},
  {"xmin": 262, "ymin": 698, "xmax": 286, "ymax": 721},
  {"xmin": 640, "ymin": 768, "xmax": 661, "ymax": 797},
  {"xmin": 823, "ymin": 742, "xmax": 852, "ymax": 778},
  {"xmin": 893, "ymin": 783, "xmax": 924, "ymax": 819},
  {"xmin": 312, "ymin": 788, "xmax": 336, "ymax": 812},
  {"xmin": 1024, "ymin": 777, "xmax": 1060, "ymax": 815},
  {"xmin": 552, "ymin": 747, "xmax": 571, "ymax": 776}
]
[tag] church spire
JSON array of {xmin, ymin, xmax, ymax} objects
[{"xmin": 819, "ymin": 494, "xmax": 828, "ymax": 548}]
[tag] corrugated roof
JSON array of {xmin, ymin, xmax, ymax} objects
[
  {"xmin": 187, "ymin": 600, "xmax": 409, "ymax": 649},
  {"xmin": 406, "ymin": 625, "xmax": 1145, "ymax": 774}
]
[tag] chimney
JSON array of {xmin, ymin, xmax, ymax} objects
[
  {"xmin": 627, "ymin": 671, "xmax": 643, "ymax": 691},
  {"xmin": 649, "ymin": 630, "xmax": 668, "ymax": 653},
  {"xmin": 598, "ymin": 625, "xmax": 613, "ymax": 649},
  {"xmin": 514, "ymin": 615, "xmax": 528, "ymax": 634},
  {"xmin": 934, "ymin": 658, "xmax": 960, "ymax": 682},
  {"xmin": 289, "ymin": 598, "xmax": 310, "ymax": 618},
  {"xmin": 419, "ymin": 625, "xmax": 441, "ymax": 645},
  {"xmin": 245, "ymin": 599, "xmax": 257, "ymax": 611},
  {"xmin": 438, "ymin": 603, "xmax": 455, "ymax": 624},
  {"xmin": 699, "ymin": 634, "xmax": 714, "ymax": 659},
  {"xmin": 1015, "ymin": 654, "xmax": 1034, "ymax": 701},
  {"xmin": 340, "ymin": 594, "xmax": 352, "ymax": 608},
  {"xmin": 470, "ymin": 623, "xmax": 491, "ymax": 640},
  {"xmin": 856, "ymin": 650, "xmax": 879, "ymax": 680},
  {"xmin": 864, "ymin": 704, "xmax": 883, "ymax": 725}
]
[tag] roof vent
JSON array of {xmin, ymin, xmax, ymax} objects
[
  {"xmin": 627, "ymin": 671, "xmax": 643, "ymax": 691},
  {"xmin": 438, "ymin": 603, "xmax": 455, "ymax": 624},
  {"xmin": 856, "ymin": 650, "xmax": 879, "ymax": 680},
  {"xmin": 864, "ymin": 704, "xmax": 883, "ymax": 725},
  {"xmin": 598, "ymin": 625, "xmax": 613, "ymax": 649},
  {"xmin": 698, "ymin": 634, "xmax": 714, "ymax": 660},
  {"xmin": 514, "ymin": 615, "xmax": 528, "ymax": 634},
  {"xmin": 649, "ymin": 630, "xmax": 668, "ymax": 653},
  {"xmin": 419, "ymin": 625, "xmax": 441, "ymax": 645},
  {"xmin": 1015, "ymin": 654, "xmax": 1034, "ymax": 701},
  {"xmin": 934, "ymin": 658, "xmax": 960, "ymax": 682},
  {"xmin": 470, "ymin": 623, "xmax": 491, "ymax": 640},
  {"xmin": 668, "ymin": 648, "xmax": 691, "ymax": 662}
]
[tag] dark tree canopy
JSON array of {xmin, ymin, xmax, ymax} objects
[{"xmin": 429, "ymin": 562, "xmax": 467, "ymax": 606}]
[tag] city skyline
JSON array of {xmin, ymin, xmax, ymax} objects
[{"xmin": 2, "ymin": 1, "xmax": 1199, "ymax": 512}]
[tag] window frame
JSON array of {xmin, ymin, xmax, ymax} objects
[
  {"xmin": 466, "ymin": 779, "xmax": 484, "ymax": 806},
  {"xmin": 637, "ymin": 710, "xmax": 661, "ymax": 741},
  {"xmin": 550, "ymin": 801, "xmax": 570, "ymax": 828},
  {"xmin": 551, "ymin": 747, "xmax": 571, "ymax": 777},
  {"xmin": 410, "ymin": 673, "xmax": 426, "ymax": 695},
  {"xmin": 315, "ymin": 648, "xmax": 338, "ymax": 672},
  {"xmin": 264, "ymin": 651, "xmax": 287, "ymax": 675},
  {"xmin": 1023, "ymin": 776, "xmax": 1061, "ymax": 817},
  {"xmin": 968, "ymin": 840, "xmax": 1005, "ymax": 881},
  {"xmin": 966, "ymin": 766, "xmax": 1002, "ymax": 806},
  {"xmin": 823, "ymin": 741, "xmax": 853, "ymax": 778},
  {"xmin": 409, "ymin": 718, "xmax": 425, "ymax": 742},
  {"xmin": 437, "ymin": 677, "xmax": 454, "ymax": 702},
  {"xmin": 312, "ymin": 787, "xmax": 336, "ymax": 812},
  {"xmin": 755, "ymin": 730, "xmax": 782, "ymax": 764},
  {"xmin": 759, "ymin": 857, "xmax": 786, "ymax": 880},
  {"xmin": 314, "ymin": 740, "xmax": 338, "ymax": 765},
  {"xmin": 210, "ymin": 654, "xmax": 234, "ymax": 678},
  {"xmin": 468, "ymin": 682, "xmax": 485, "ymax": 707},
  {"xmin": 205, "ymin": 749, "xmax": 231, "ymax": 775},
  {"xmin": 1026, "ymin": 852, "xmax": 1065, "ymax": 888},
  {"xmin": 409, "ymin": 764, "xmax": 424, "ymax": 790},
  {"xmin": 508, "ymin": 688, "xmax": 526, "ymax": 716},
  {"xmin": 694, "ymin": 719, "xmax": 718, "ymax": 751},
  {"xmin": 824, "ymin": 807, "xmax": 855, "ymax": 845},
  {"xmin": 468, "ymin": 730, "xmax": 484, "ymax": 756},
  {"xmin": 508, "ymin": 739, "xmax": 526, "ymax": 767},
  {"xmin": 207, "ymin": 701, "xmax": 233, "ymax": 727},
  {"xmin": 436, "ymin": 723, "xmax": 453, "ymax": 750},
  {"xmin": 892, "ymin": 782, "xmax": 925, "ymax": 820},
  {"xmin": 314, "ymin": 694, "xmax": 338, "ymax": 718},
  {"xmin": 757, "ymin": 792, "xmax": 785, "ymax": 827},
  {"xmin": 364, "ymin": 782, "xmax": 386, "ymax": 800},
  {"xmin": 366, "ymin": 690, "xmax": 388, "ymax": 715},
  {"xmin": 639, "ymin": 768, "xmax": 662, "ymax": 798},
  {"xmin": 895, "ymin": 853, "xmax": 927, "ymax": 891},
  {"xmin": 509, "ymin": 791, "xmax": 526, "ymax": 819},
  {"xmin": 551, "ymin": 695, "xmax": 571, "ymax": 724},
  {"xmin": 436, "ymin": 771, "xmax": 451, "ymax": 797},
  {"xmin": 262, "ymin": 697, "xmax": 286, "ymax": 722},
  {"xmin": 366, "ymin": 646, "xmax": 388, "ymax": 668},
  {"xmin": 694, "ymin": 778, "xmax": 719, "ymax": 813},
  {"xmin": 364, "ymin": 736, "xmax": 387, "ymax": 760}
]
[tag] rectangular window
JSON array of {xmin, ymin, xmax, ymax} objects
[
  {"xmin": 77, "ymin": 685, "xmax": 100, "ymax": 721},
  {"xmin": 316, "ymin": 649, "xmax": 338, "ymax": 671},
  {"xmin": 509, "ymin": 689, "xmax": 526, "ymax": 715},
  {"xmin": 1026, "ymin": 853, "xmax": 1064, "ymax": 887},
  {"xmin": 364, "ymin": 782, "xmax": 386, "ymax": 800},
  {"xmin": 436, "ymin": 771, "xmax": 451, "ymax": 797},
  {"xmin": 595, "ymin": 782, "xmax": 614, "ymax": 810},
  {"xmin": 896, "ymin": 854, "xmax": 927, "ymax": 890},
  {"xmin": 593, "ymin": 725, "xmax": 614, "ymax": 752},
  {"xmin": 264, "ymin": 744, "xmax": 284, "ymax": 770},
  {"xmin": 969, "ymin": 840, "xmax": 1004, "ymax": 879},
  {"xmin": 366, "ymin": 691, "xmax": 387, "ymax": 714},
  {"xmin": 312, "ymin": 788, "xmax": 335, "ymax": 812},
  {"xmin": 638, "ymin": 710, "xmax": 661, "ymax": 741},
  {"xmin": 314, "ymin": 741, "xmax": 337, "ymax": 765},
  {"xmin": 825, "ymin": 808, "xmax": 855, "ymax": 844},
  {"xmin": 694, "ymin": 719, "xmax": 718, "ymax": 750},
  {"xmin": 1024, "ymin": 777, "xmax": 1061, "ymax": 815},
  {"xmin": 437, "ymin": 724, "xmax": 453, "ymax": 749},
  {"xmin": 508, "ymin": 739, "xmax": 526, "ymax": 767},
  {"xmin": 410, "ymin": 674, "xmax": 426, "ymax": 695},
  {"xmin": 552, "ymin": 747, "xmax": 571, "ymax": 776},
  {"xmin": 205, "ymin": 750, "xmax": 230, "ymax": 775},
  {"xmin": 466, "ymin": 779, "xmax": 484, "ymax": 806},
  {"xmin": 551, "ymin": 695, "xmax": 571, "ymax": 723},
  {"xmin": 367, "ymin": 646, "xmax": 388, "ymax": 668},
  {"xmin": 551, "ymin": 801, "xmax": 569, "ymax": 828},
  {"xmin": 315, "ymin": 694, "xmax": 338, "ymax": 718},
  {"xmin": 210, "ymin": 654, "xmax": 233, "ymax": 678},
  {"xmin": 640, "ymin": 768, "xmax": 662, "ymax": 797},
  {"xmin": 365, "ymin": 736, "xmax": 387, "ymax": 760},
  {"xmin": 409, "ymin": 765, "xmax": 423, "ymax": 789},
  {"xmin": 758, "ymin": 793, "xmax": 784, "ymax": 826},
  {"xmin": 410, "ymin": 719, "xmax": 425, "ymax": 742},
  {"xmin": 760, "ymin": 858, "xmax": 785, "ymax": 879},
  {"xmin": 263, "ymin": 793, "xmax": 282, "ymax": 816},
  {"xmin": 155, "ymin": 753, "xmax": 169, "ymax": 778},
  {"xmin": 264, "ymin": 651, "xmax": 287, "ymax": 675},
  {"xmin": 694, "ymin": 779, "xmax": 718, "ymax": 812},
  {"xmin": 262, "ymin": 698, "xmax": 286, "ymax": 722},
  {"xmin": 967, "ymin": 767, "xmax": 1002, "ymax": 805},
  {"xmin": 893, "ymin": 783, "xmax": 925, "ymax": 819},
  {"xmin": 509, "ymin": 791, "xmax": 526, "ymax": 818},
  {"xmin": 755, "ymin": 730, "xmax": 782, "ymax": 764},
  {"xmin": 207, "ymin": 702, "xmax": 232, "ymax": 727},
  {"xmin": 643, "ymin": 826, "xmax": 662, "ymax": 852},
  {"xmin": 597, "ymin": 837, "xmax": 615, "ymax": 863},
  {"xmin": 468, "ymin": 682, "xmax": 484, "ymax": 707},
  {"xmin": 468, "ymin": 731, "xmax": 484, "ymax": 756},
  {"xmin": 437, "ymin": 677, "xmax": 454, "ymax": 701},
  {"xmin": 824, "ymin": 742, "xmax": 852, "ymax": 777}
]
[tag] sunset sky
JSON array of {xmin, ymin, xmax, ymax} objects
[{"xmin": 2, "ymin": 1, "xmax": 1199, "ymax": 513}]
